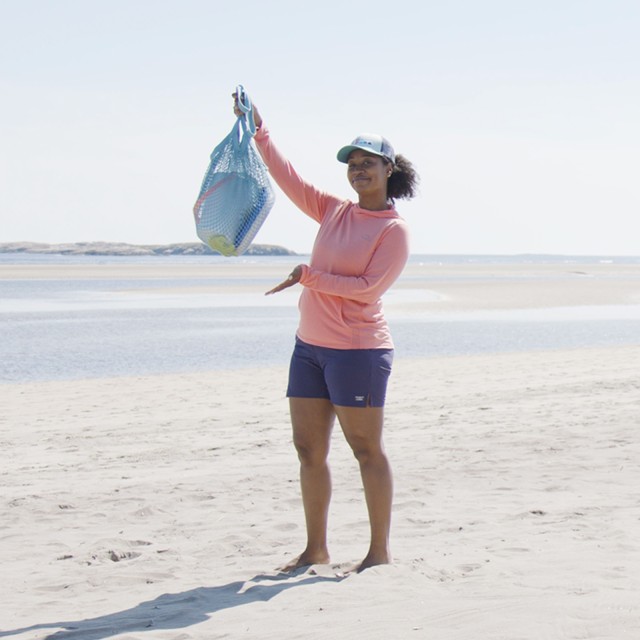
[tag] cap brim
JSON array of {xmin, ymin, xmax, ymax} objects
[{"xmin": 336, "ymin": 144, "xmax": 386, "ymax": 164}]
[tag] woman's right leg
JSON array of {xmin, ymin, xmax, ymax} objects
[{"xmin": 282, "ymin": 397, "xmax": 335, "ymax": 570}]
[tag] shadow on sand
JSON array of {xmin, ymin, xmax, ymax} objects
[{"xmin": 1, "ymin": 570, "xmax": 345, "ymax": 639}]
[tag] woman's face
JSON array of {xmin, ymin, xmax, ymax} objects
[{"xmin": 346, "ymin": 150, "xmax": 390, "ymax": 198}]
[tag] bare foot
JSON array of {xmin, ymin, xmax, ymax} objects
[
  {"xmin": 278, "ymin": 550, "xmax": 330, "ymax": 573},
  {"xmin": 356, "ymin": 551, "xmax": 392, "ymax": 573}
]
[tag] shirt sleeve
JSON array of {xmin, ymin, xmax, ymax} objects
[
  {"xmin": 298, "ymin": 222, "xmax": 410, "ymax": 304},
  {"xmin": 253, "ymin": 125, "xmax": 341, "ymax": 223}
]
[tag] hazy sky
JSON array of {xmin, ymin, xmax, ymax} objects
[{"xmin": 1, "ymin": 0, "xmax": 639, "ymax": 255}]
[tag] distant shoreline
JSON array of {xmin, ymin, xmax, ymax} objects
[
  {"xmin": 1, "ymin": 243, "xmax": 639, "ymax": 265},
  {"xmin": 0, "ymin": 241, "xmax": 297, "ymax": 257}
]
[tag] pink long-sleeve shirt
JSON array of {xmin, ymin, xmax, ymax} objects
[{"xmin": 254, "ymin": 126, "xmax": 410, "ymax": 350}]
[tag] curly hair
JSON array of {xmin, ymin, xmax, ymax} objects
[{"xmin": 386, "ymin": 154, "xmax": 419, "ymax": 203}]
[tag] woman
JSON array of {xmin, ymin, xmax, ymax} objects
[{"xmin": 234, "ymin": 96, "xmax": 418, "ymax": 572}]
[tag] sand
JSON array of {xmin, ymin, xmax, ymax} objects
[{"xmin": 2, "ymin": 261, "xmax": 640, "ymax": 639}]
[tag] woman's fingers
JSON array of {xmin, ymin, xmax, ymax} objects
[
  {"xmin": 265, "ymin": 277, "xmax": 292, "ymax": 296},
  {"xmin": 232, "ymin": 92, "xmax": 262, "ymax": 128},
  {"xmin": 265, "ymin": 266, "xmax": 304, "ymax": 295},
  {"xmin": 232, "ymin": 92, "xmax": 242, "ymax": 117}
]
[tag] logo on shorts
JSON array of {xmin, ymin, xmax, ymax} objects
[{"xmin": 355, "ymin": 395, "xmax": 365, "ymax": 402}]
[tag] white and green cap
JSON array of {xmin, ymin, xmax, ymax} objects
[{"xmin": 337, "ymin": 133, "xmax": 395, "ymax": 164}]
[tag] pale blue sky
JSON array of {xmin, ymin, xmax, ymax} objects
[{"xmin": 1, "ymin": 0, "xmax": 638, "ymax": 254}]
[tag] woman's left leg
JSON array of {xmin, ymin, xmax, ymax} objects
[{"xmin": 334, "ymin": 405, "xmax": 393, "ymax": 571}]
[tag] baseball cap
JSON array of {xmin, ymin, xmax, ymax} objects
[{"xmin": 337, "ymin": 133, "xmax": 396, "ymax": 164}]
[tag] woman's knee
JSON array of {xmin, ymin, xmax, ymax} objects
[
  {"xmin": 293, "ymin": 437, "xmax": 329, "ymax": 466},
  {"xmin": 289, "ymin": 398, "xmax": 335, "ymax": 466},
  {"xmin": 347, "ymin": 437, "xmax": 385, "ymax": 465}
]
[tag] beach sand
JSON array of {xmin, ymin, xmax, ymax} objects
[{"xmin": 2, "ymin": 262, "xmax": 640, "ymax": 639}]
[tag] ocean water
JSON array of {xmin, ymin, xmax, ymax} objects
[{"xmin": 2, "ymin": 254, "xmax": 640, "ymax": 383}]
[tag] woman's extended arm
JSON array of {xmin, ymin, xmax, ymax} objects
[{"xmin": 233, "ymin": 93, "xmax": 340, "ymax": 223}]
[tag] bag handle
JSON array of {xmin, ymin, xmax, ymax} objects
[{"xmin": 235, "ymin": 84, "xmax": 257, "ymax": 138}]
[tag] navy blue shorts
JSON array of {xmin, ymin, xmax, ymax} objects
[{"xmin": 286, "ymin": 338, "xmax": 394, "ymax": 408}]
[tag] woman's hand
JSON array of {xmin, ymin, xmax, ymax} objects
[
  {"xmin": 265, "ymin": 265, "xmax": 304, "ymax": 295},
  {"xmin": 232, "ymin": 92, "xmax": 263, "ymax": 129}
]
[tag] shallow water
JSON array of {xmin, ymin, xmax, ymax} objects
[{"xmin": 2, "ymin": 254, "xmax": 640, "ymax": 383}]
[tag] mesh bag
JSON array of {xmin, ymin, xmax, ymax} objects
[{"xmin": 193, "ymin": 93, "xmax": 275, "ymax": 256}]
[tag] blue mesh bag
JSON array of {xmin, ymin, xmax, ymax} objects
[{"xmin": 193, "ymin": 86, "xmax": 275, "ymax": 256}]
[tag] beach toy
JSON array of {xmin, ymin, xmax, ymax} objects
[{"xmin": 193, "ymin": 85, "xmax": 275, "ymax": 256}]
